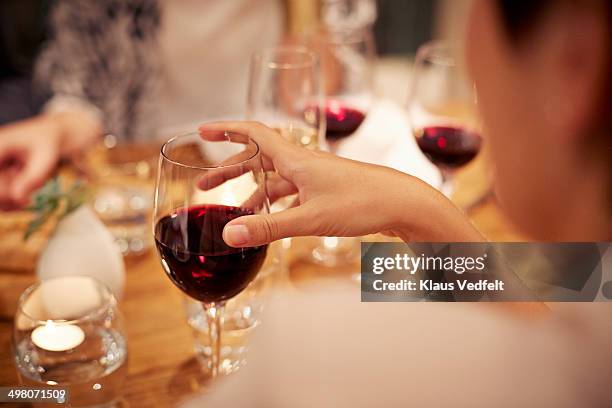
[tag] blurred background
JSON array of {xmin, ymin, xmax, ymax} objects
[
  {"xmin": 0, "ymin": 0, "xmax": 471, "ymax": 124},
  {"xmin": 0, "ymin": 1, "xmax": 524, "ymax": 406}
]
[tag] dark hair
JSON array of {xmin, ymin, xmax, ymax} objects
[
  {"xmin": 496, "ymin": 0, "xmax": 612, "ymax": 206},
  {"xmin": 496, "ymin": 0, "xmax": 553, "ymax": 42}
]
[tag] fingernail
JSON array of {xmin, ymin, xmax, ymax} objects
[{"xmin": 223, "ymin": 224, "xmax": 250, "ymax": 246}]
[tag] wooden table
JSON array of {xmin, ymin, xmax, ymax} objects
[{"xmin": 0, "ymin": 149, "xmax": 527, "ymax": 407}]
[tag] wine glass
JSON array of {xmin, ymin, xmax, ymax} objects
[
  {"xmin": 304, "ymin": 26, "xmax": 375, "ymax": 266},
  {"xmin": 408, "ymin": 41, "xmax": 483, "ymax": 198},
  {"xmin": 247, "ymin": 46, "xmax": 324, "ymax": 270},
  {"xmin": 248, "ymin": 46, "xmax": 324, "ymax": 153},
  {"xmin": 153, "ymin": 131, "xmax": 269, "ymax": 378},
  {"xmin": 314, "ymin": 26, "xmax": 375, "ymax": 148}
]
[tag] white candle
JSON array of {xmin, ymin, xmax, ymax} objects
[{"xmin": 31, "ymin": 321, "xmax": 85, "ymax": 352}]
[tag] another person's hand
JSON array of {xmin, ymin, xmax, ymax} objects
[
  {"xmin": 0, "ymin": 112, "xmax": 101, "ymax": 209},
  {"xmin": 199, "ymin": 121, "xmax": 483, "ymax": 247}
]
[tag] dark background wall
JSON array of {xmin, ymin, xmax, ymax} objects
[{"xmin": 373, "ymin": 0, "xmax": 437, "ymax": 55}]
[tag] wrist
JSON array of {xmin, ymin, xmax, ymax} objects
[
  {"xmin": 386, "ymin": 174, "xmax": 484, "ymax": 242},
  {"xmin": 46, "ymin": 111, "xmax": 103, "ymax": 158}
]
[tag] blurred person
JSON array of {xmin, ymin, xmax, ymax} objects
[
  {"xmin": 0, "ymin": 0, "xmax": 283, "ymax": 208},
  {"xmin": 0, "ymin": 112, "xmax": 101, "ymax": 209},
  {"xmin": 36, "ymin": 0, "xmax": 283, "ymax": 139},
  {"xmin": 191, "ymin": 0, "xmax": 612, "ymax": 406},
  {"xmin": 0, "ymin": 1, "xmax": 101, "ymax": 209}
]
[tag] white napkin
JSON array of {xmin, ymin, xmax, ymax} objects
[{"xmin": 336, "ymin": 99, "xmax": 442, "ymax": 188}]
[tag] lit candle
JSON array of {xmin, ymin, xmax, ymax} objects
[
  {"xmin": 31, "ymin": 321, "xmax": 85, "ymax": 352},
  {"xmin": 323, "ymin": 237, "xmax": 339, "ymax": 249}
]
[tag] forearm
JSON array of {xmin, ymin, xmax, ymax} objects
[
  {"xmin": 385, "ymin": 172, "xmax": 484, "ymax": 242},
  {"xmin": 44, "ymin": 110, "xmax": 102, "ymax": 158}
]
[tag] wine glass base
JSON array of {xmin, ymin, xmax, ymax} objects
[
  {"xmin": 310, "ymin": 237, "xmax": 361, "ymax": 267},
  {"xmin": 186, "ymin": 298, "xmax": 260, "ymax": 377},
  {"xmin": 194, "ymin": 345, "xmax": 247, "ymax": 377}
]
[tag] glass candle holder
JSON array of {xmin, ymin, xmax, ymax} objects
[{"xmin": 13, "ymin": 276, "xmax": 128, "ymax": 408}]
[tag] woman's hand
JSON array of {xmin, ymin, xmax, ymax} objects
[
  {"xmin": 0, "ymin": 112, "xmax": 101, "ymax": 209},
  {"xmin": 199, "ymin": 121, "xmax": 483, "ymax": 247}
]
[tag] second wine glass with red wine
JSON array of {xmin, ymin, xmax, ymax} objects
[
  {"xmin": 301, "ymin": 26, "xmax": 375, "ymax": 267},
  {"xmin": 408, "ymin": 41, "xmax": 483, "ymax": 197},
  {"xmin": 153, "ymin": 131, "xmax": 269, "ymax": 378},
  {"xmin": 314, "ymin": 26, "xmax": 375, "ymax": 147}
]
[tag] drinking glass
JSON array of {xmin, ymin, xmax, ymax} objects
[
  {"xmin": 153, "ymin": 131, "xmax": 269, "ymax": 378},
  {"xmin": 408, "ymin": 41, "xmax": 482, "ymax": 197},
  {"xmin": 13, "ymin": 276, "xmax": 127, "ymax": 408},
  {"xmin": 314, "ymin": 26, "xmax": 375, "ymax": 147},
  {"xmin": 183, "ymin": 263, "xmax": 271, "ymax": 375},
  {"xmin": 247, "ymin": 46, "xmax": 323, "ymax": 271},
  {"xmin": 87, "ymin": 134, "xmax": 160, "ymax": 256},
  {"xmin": 248, "ymin": 46, "xmax": 324, "ymax": 153}
]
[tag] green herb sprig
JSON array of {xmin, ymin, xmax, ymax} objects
[{"xmin": 24, "ymin": 178, "xmax": 90, "ymax": 240}]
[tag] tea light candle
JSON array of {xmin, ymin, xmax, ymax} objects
[{"xmin": 31, "ymin": 321, "xmax": 85, "ymax": 352}]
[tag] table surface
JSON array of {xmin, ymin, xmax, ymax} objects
[
  {"xmin": 0, "ymin": 57, "xmax": 528, "ymax": 406},
  {"xmin": 0, "ymin": 150, "xmax": 529, "ymax": 407}
]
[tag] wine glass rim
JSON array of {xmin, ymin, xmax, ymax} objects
[
  {"xmin": 16, "ymin": 275, "xmax": 116, "ymax": 326},
  {"xmin": 317, "ymin": 26, "xmax": 374, "ymax": 45},
  {"xmin": 251, "ymin": 46, "xmax": 319, "ymax": 70},
  {"xmin": 416, "ymin": 40, "xmax": 457, "ymax": 67},
  {"xmin": 161, "ymin": 131, "xmax": 261, "ymax": 170}
]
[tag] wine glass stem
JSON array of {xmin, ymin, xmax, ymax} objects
[
  {"xmin": 440, "ymin": 169, "xmax": 454, "ymax": 198},
  {"xmin": 203, "ymin": 302, "xmax": 225, "ymax": 378}
]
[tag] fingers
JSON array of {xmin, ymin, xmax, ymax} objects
[
  {"xmin": 10, "ymin": 145, "xmax": 58, "ymax": 204},
  {"xmin": 0, "ymin": 165, "xmax": 20, "ymax": 210},
  {"xmin": 223, "ymin": 205, "xmax": 317, "ymax": 247},
  {"xmin": 197, "ymin": 164, "xmax": 253, "ymax": 191},
  {"xmin": 240, "ymin": 173, "xmax": 298, "ymax": 208},
  {"xmin": 198, "ymin": 121, "xmax": 304, "ymax": 168},
  {"xmin": 267, "ymin": 175, "xmax": 298, "ymax": 203},
  {"xmin": 196, "ymin": 151, "xmax": 275, "ymax": 192},
  {"xmin": 0, "ymin": 141, "xmax": 22, "ymax": 208}
]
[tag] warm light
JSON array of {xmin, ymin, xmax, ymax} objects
[
  {"xmin": 327, "ymin": 100, "xmax": 346, "ymax": 121},
  {"xmin": 323, "ymin": 237, "xmax": 339, "ymax": 249},
  {"xmin": 281, "ymin": 237, "xmax": 292, "ymax": 250},
  {"xmin": 31, "ymin": 321, "xmax": 85, "ymax": 352}
]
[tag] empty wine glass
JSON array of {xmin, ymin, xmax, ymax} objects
[
  {"xmin": 153, "ymin": 131, "xmax": 269, "ymax": 378},
  {"xmin": 408, "ymin": 41, "xmax": 483, "ymax": 198},
  {"xmin": 247, "ymin": 46, "xmax": 324, "ymax": 272},
  {"xmin": 248, "ymin": 46, "xmax": 325, "ymax": 153}
]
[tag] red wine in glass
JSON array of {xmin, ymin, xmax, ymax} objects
[
  {"xmin": 415, "ymin": 125, "xmax": 482, "ymax": 169},
  {"xmin": 323, "ymin": 100, "xmax": 366, "ymax": 141},
  {"xmin": 155, "ymin": 204, "xmax": 268, "ymax": 304}
]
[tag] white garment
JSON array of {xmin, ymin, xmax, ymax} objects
[
  {"xmin": 156, "ymin": 0, "xmax": 283, "ymax": 134},
  {"xmin": 182, "ymin": 285, "xmax": 612, "ymax": 408},
  {"xmin": 44, "ymin": 0, "xmax": 283, "ymax": 138}
]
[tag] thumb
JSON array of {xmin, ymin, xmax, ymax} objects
[{"xmin": 223, "ymin": 206, "xmax": 316, "ymax": 247}]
